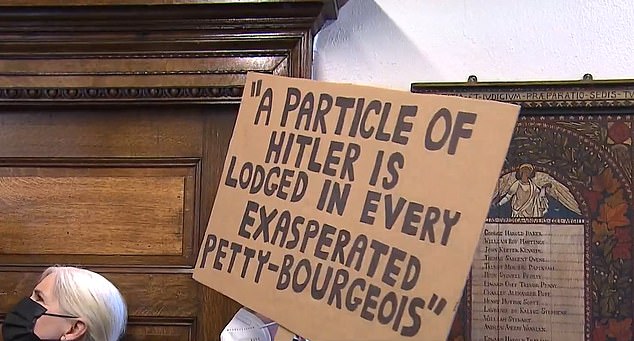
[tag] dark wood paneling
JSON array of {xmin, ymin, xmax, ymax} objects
[
  {"xmin": 0, "ymin": 164, "xmax": 196, "ymax": 262},
  {"xmin": 0, "ymin": 56, "xmax": 290, "ymax": 88},
  {"xmin": 0, "ymin": 106, "xmax": 242, "ymax": 340},
  {"xmin": 199, "ymin": 110, "xmax": 240, "ymax": 341},
  {"xmin": 124, "ymin": 321, "xmax": 194, "ymax": 341},
  {"xmin": 1, "ymin": 175, "xmax": 184, "ymax": 255},
  {"xmin": 0, "ymin": 110, "xmax": 204, "ymax": 157},
  {"xmin": 0, "ymin": 2, "xmax": 345, "ymax": 340},
  {"xmin": 0, "ymin": 272, "xmax": 198, "ymax": 316}
]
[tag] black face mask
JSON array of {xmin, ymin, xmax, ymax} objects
[{"xmin": 2, "ymin": 297, "xmax": 77, "ymax": 341}]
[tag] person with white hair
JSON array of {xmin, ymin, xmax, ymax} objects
[{"xmin": 2, "ymin": 265, "xmax": 127, "ymax": 341}]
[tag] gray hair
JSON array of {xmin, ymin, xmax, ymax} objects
[{"xmin": 40, "ymin": 266, "xmax": 127, "ymax": 341}]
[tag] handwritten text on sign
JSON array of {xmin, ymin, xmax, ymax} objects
[{"xmin": 193, "ymin": 73, "xmax": 520, "ymax": 341}]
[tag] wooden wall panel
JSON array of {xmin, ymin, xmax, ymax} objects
[
  {"xmin": 0, "ymin": 165, "xmax": 197, "ymax": 259},
  {"xmin": 1, "ymin": 175, "xmax": 185, "ymax": 255},
  {"xmin": 0, "ymin": 106, "xmax": 242, "ymax": 340},
  {"xmin": 0, "ymin": 1, "xmax": 346, "ymax": 340},
  {"xmin": 124, "ymin": 322, "xmax": 194, "ymax": 341},
  {"xmin": 0, "ymin": 110, "xmax": 204, "ymax": 157},
  {"xmin": 0, "ymin": 110, "xmax": 201, "ymax": 267},
  {"xmin": 0, "ymin": 272, "xmax": 199, "ymax": 317},
  {"xmin": 0, "ymin": 56, "xmax": 288, "ymax": 88}
]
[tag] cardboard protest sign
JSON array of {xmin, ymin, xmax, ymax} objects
[{"xmin": 193, "ymin": 72, "xmax": 520, "ymax": 341}]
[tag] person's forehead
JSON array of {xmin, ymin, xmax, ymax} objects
[{"xmin": 35, "ymin": 273, "xmax": 56, "ymax": 297}]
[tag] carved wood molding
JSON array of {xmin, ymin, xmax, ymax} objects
[
  {"xmin": 0, "ymin": 1, "xmax": 345, "ymax": 34},
  {"xmin": 0, "ymin": 0, "xmax": 347, "ymax": 99},
  {"xmin": 0, "ymin": 86, "xmax": 245, "ymax": 103}
]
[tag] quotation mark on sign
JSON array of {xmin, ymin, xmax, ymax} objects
[
  {"xmin": 250, "ymin": 79, "xmax": 263, "ymax": 98},
  {"xmin": 428, "ymin": 294, "xmax": 447, "ymax": 315}
]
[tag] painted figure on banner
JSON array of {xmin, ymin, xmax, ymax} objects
[{"xmin": 491, "ymin": 163, "xmax": 582, "ymax": 218}]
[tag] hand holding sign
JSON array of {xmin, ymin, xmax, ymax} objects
[{"xmin": 193, "ymin": 72, "xmax": 520, "ymax": 341}]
